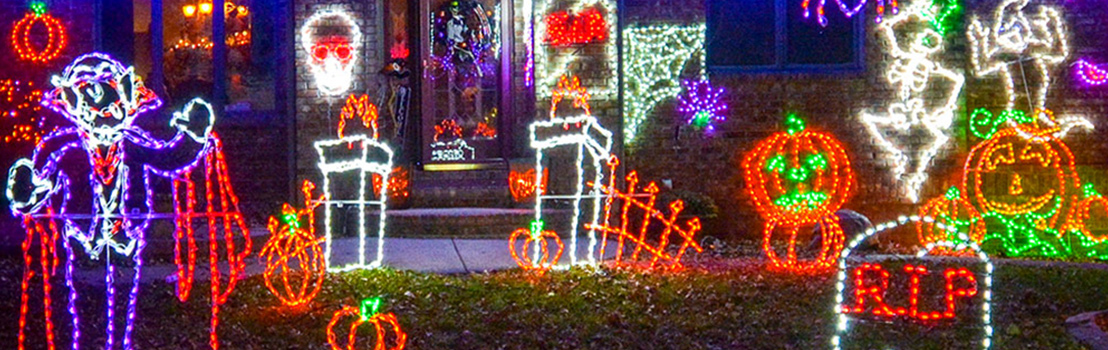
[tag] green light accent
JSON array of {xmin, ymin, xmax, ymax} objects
[
  {"xmin": 772, "ymin": 191, "xmax": 828, "ymax": 212},
  {"xmin": 766, "ymin": 155, "xmax": 787, "ymax": 173},
  {"xmin": 785, "ymin": 167, "xmax": 810, "ymax": 183},
  {"xmin": 920, "ymin": 0, "xmax": 961, "ymax": 36},
  {"xmin": 359, "ymin": 297, "xmax": 382, "ymax": 321},
  {"xmin": 283, "ymin": 213, "xmax": 300, "ymax": 231},
  {"xmin": 944, "ymin": 186, "xmax": 961, "ymax": 200},
  {"xmin": 980, "ymin": 197, "xmax": 1067, "ymax": 258},
  {"xmin": 805, "ymin": 153, "xmax": 827, "ymax": 171},
  {"xmin": 29, "ymin": 1, "xmax": 46, "ymax": 16},
  {"xmin": 969, "ymin": 108, "xmax": 1033, "ymax": 139},
  {"xmin": 1083, "ymin": 184, "xmax": 1101, "ymax": 199},
  {"xmin": 784, "ymin": 113, "xmax": 805, "ymax": 135},
  {"xmin": 691, "ymin": 110, "xmax": 713, "ymax": 128},
  {"xmin": 530, "ymin": 220, "xmax": 545, "ymax": 236}
]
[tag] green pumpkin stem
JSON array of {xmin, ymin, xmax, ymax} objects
[
  {"xmin": 360, "ymin": 297, "xmax": 383, "ymax": 321},
  {"xmin": 784, "ymin": 113, "xmax": 806, "ymax": 135}
]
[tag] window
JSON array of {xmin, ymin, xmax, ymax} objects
[{"xmin": 707, "ymin": 0, "xmax": 863, "ymax": 72}]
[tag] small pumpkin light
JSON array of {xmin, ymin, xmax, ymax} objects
[
  {"xmin": 326, "ymin": 297, "xmax": 407, "ymax": 350},
  {"xmin": 261, "ymin": 180, "xmax": 327, "ymax": 307}
]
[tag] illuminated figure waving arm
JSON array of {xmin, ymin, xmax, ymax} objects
[{"xmin": 968, "ymin": 0, "xmax": 1067, "ymax": 111}]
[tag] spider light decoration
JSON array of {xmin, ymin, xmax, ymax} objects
[
  {"xmin": 6, "ymin": 53, "xmax": 250, "ymax": 349},
  {"xmin": 676, "ymin": 79, "xmax": 727, "ymax": 133}
]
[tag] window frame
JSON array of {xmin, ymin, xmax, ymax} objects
[{"xmin": 705, "ymin": 0, "xmax": 865, "ymax": 74}]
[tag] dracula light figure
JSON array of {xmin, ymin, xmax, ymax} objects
[
  {"xmin": 301, "ymin": 9, "xmax": 362, "ymax": 96},
  {"xmin": 6, "ymin": 53, "xmax": 217, "ymax": 349}
]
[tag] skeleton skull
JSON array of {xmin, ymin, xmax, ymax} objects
[{"xmin": 301, "ymin": 9, "xmax": 361, "ymax": 96}]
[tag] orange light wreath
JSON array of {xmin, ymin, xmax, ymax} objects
[
  {"xmin": 508, "ymin": 222, "xmax": 564, "ymax": 276},
  {"xmin": 261, "ymin": 180, "xmax": 327, "ymax": 307},
  {"xmin": 508, "ymin": 168, "xmax": 548, "ymax": 202},
  {"xmin": 326, "ymin": 298, "xmax": 407, "ymax": 350},
  {"xmin": 11, "ymin": 7, "xmax": 67, "ymax": 64},
  {"xmin": 741, "ymin": 114, "xmax": 854, "ymax": 272},
  {"xmin": 372, "ymin": 167, "xmax": 411, "ymax": 205}
]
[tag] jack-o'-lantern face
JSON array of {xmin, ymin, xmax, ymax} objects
[
  {"xmin": 743, "ymin": 114, "xmax": 854, "ymax": 222},
  {"xmin": 965, "ymin": 121, "xmax": 1079, "ymax": 228}
]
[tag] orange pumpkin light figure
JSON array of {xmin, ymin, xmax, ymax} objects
[
  {"xmin": 508, "ymin": 220, "xmax": 564, "ymax": 275},
  {"xmin": 962, "ymin": 109, "xmax": 1082, "ymax": 257},
  {"xmin": 915, "ymin": 186, "xmax": 986, "ymax": 255},
  {"xmin": 11, "ymin": 2, "xmax": 67, "ymax": 64},
  {"xmin": 741, "ymin": 113, "xmax": 854, "ymax": 272},
  {"xmin": 327, "ymin": 297, "xmax": 407, "ymax": 350},
  {"xmin": 261, "ymin": 180, "xmax": 327, "ymax": 307}
]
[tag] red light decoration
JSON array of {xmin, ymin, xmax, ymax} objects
[
  {"xmin": 549, "ymin": 74, "xmax": 591, "ymax": 119},
  {"xmin": 587, "ymin": 157, "xmax": 704, "ymax": 270},
  {"xmin": 170, "ymin": 133, "xmax": 253, "ymax": 350},
  {"xmin": 741, "ymin": 113, "xmax": 854, "ymax": 272},
  {"xmin": 509, "ymin": 221, "xmax": 564, "ymax": 276},
  {"xmin": 17, "ymin": 209, "xmax": 60, "ymax": 350},
  {"xmin": 338, "ymin": 94, "xmax": 379, "ymax": 139},
  {"xmin": 372, "ymin": 167, "xmax": 411, "ymax": 205},
  {"xmin": 433, "ymin": 118, "xmax": 462, "ymax": 142},
  {"xmin": 1071, "ymin": 185, "xmax": 1108, "ymax": 244},
  {"xmin": 509, "ymin": 168, "xmax": 548, "ymax": 202},
  {"xmin": 326, "ymin": 298, "xmax": 407, "ymax": 350},
  {"xmin": 842, "ymin": 263, "xmax": 978, "ymax": 322},
  {"xmin": 2, "ymin": 79, "xmax": 47, "ymax": 145},
  {"xmin": 11, "ymin": 4, "xmax": 67, "ymax": 64},
  {"xmin": 261, "ymin": 180, "xmax": 327, "ymax": 307},
  {"xmin": 473, "ymin": 121, "xmax": 497, "ymax": 138},
  {"xmin": 543, "ymin": 8, "xmax": 608, "ymax": 47}
]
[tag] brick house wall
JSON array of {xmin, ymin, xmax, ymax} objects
[
  {"xmin": 621, "ymin": 0, "xmax": 1108, "ymax": 241},
  {"xmin": 294, "ymin": 0, "xmax": 386, "ymax": 186}
]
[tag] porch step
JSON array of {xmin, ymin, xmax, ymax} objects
[
  {"xmin": 410, "ymin": 167, "xmax": 511, "ymax": 208},
  {"xmin": 386, "ymin": 208, "xmax": 570, "ymax": 238}
]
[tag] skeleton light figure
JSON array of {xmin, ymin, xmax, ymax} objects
[
  {"xmin": 860, "ymin": 4, "xmax": 964, "ymax": 203},
  {"xmin": 6, "ymin": 53, "xmax": 220, "ymax": 349},
  {"xmin": 968, "ymin": 0, "xmax": 1067, "ymax": 112},
  {"xmin": 301, "ymin": 9, "xmax": 361, "ymax": 96}
]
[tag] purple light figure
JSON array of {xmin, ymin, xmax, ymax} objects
[{"xmin": 676, "ymin": 79, "xmax": 728, "ymax": 134}]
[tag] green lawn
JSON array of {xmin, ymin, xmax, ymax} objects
[{"xmin": 1, "ymin": 254, "xmax": 1105, "ymax": 349}]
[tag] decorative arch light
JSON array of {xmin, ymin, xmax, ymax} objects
[{"xmin": 300, "ymin": 8, "xmax": 362, "ymax": 96}]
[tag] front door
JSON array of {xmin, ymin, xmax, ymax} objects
[{"xmin": 421, "ymin": 0, "xmax": 508, "ymax": 166}]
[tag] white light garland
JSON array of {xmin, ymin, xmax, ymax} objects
[
  {"xmin": 968, "ymin": 0, "xmax": 1067, "ymax": 111},
  {"xmin": 300, "ymin": 8, "xmax": 362, "ymax": 97},
  {"xmin": 831, "ymin": 215, "xmax": 994, "ymax": 350},
  {"xmin": 313, "ymin": 134, "xmax": 393, "ymax": 272},
  {"xmin": 430, "ymin": 139, "xmax": 476, "ymax": 162},
  {"xmin": 860, "ymin": 5, "xmax": 964, "ymax": 203},
  {"xmin": 529, "ymin": 115, "xmax": 613, "ymax": 265},
  {"xmin": 621, "ymin": 23, "xmax": 706, "ymax": 144},
  {"xmin": 533, "ymin": 0, "xmax": 618, "ymax": 99}
]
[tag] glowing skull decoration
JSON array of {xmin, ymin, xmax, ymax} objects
[{"xmin": 301, "ymin": 9, "xmax": 361, "ymax": 96}]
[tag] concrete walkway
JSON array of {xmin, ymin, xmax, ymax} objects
[{"xmin": 65, "ymin": 236, "xmax": 618, "ymax": 285}]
